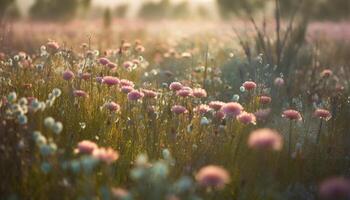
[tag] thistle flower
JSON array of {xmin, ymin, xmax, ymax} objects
[
  {"xmin": 320, "ymin": 69, "xmax": 333, "ymax": 78},
  {"xmin": 52, "ymin": 122, "xmax": 63, "ymax": 134},
  {"xmin": 176, "ymin": 87, "xmax": 192, "ymax": 98},
  {"xmin": 254, "ymin": 108, "xmax": 271, "ymax": 121},
  {"xmin": 92, "ymin": 147, "xmax": 119, "ymax": 164},
  {"xmin": 195, "ymin": 165, "xmax": 230, "ymax": 189},
  {"xmin": 62, "ymin": 69, "xmax": 75, "ymax": 81},
  {"xmin": 209, "ymin": 101, "xmax": 225, "ymax": 111},
  {"xmin": 221, "ymin": 102, "xmax": 243, "ymax": 118},
  {"xmin": 102, "ymin": 76, "xmax": 120, "ymax": 86},
  {"xmin": 319, "ymin": 177, "xmax": 350, "ymax": 200},
  {"xmin": 107, "ymin": 62, "xmax": 117, "ymax": 69},
  {"xmin": 127, "ymin": 90, "xmax": 144, "ymax": 101},
  {"xmin": 121, "ymin": 86, "xmax": 134, "ymax": 94},
  {"xmin": 76, "ymin": 140, "xmax": 98, "ymax": 154},
  {"xmin": 259, "ymin": 96, "xmax": 272, "ymax": 104},
  {"xmin": 46, "ymin": 41, "xmax": 59, "ymax": 52},
  {"xmin": 80, "ymin": 73, "xmax": 91, "ymax": 81},
  {"xmin": 192, "ymin": 88, "xmax": 207, "ymax": 98},
  {"xmin": 111, "ymin": 188, "xmax": 130, "ymax": 200},
  {"xmin": 314, "ymin": 108, "xmax": 332, "ymax": 121},
  {"xmin": 248, "ymin": 128, "xmax": 283, "ymax": 151},
  {"xmin": 242, "ymin": 81, "xmax": 257, "ymax": 91},
  {"xmin": 99, "ymin": 57, "xmax": 110, "ymax": 66},
  {"xmin": 194, "ymin": 104, "xmax": 212, "ymax": 115},
  {"xmin": 123, "ymin": 61, "xmax": 133, "ymax": 69},
  {"xmin": 73, "ymin": 90, "xmax": 88, "ymax": 98},
  {"xmin": 120, "ymin": 79, "xmax": 135, "ymax": 87},
  {"xmin": 105, "ymin": 101, "xmax": 120, "ymax": 112},
  {"xmin": 282, "ymin": 109, "xmax": 302, "ymax": 121},
  {"xmin": 169, "ymin": 82, "xmax": 183, "ymax": 91},
  {"xmin": 274, "ymin": 77, "xmax": 284, "ymax": 87},
  {"xmin": 237, "ymin": 112, "xmax": 256, "ymax": 125},
  {"xmin": 142, "ymin": 89, "xmax": 158, "ymax": 99},
  {"xmin": 171, "ymin": 105, "xmax": 188, "ymax": 115}
]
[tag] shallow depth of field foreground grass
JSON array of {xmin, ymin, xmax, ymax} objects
[{"xmin": 1, "ymin": 4, "xmax": 350, "ymax": 200}]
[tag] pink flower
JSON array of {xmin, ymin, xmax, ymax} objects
[
  {"xmin": 112, "ymin": 188, "xmax": 130, "ymax": 200},
  {"xmin": 221, "ymin": 102, "xmax": 243, "ymax": 118},
  {"xmin": 120, "ymin": 79, "xmax": 135, "ymax": 87},
  {"xmin": 123, "ymin": 61, "xmax": 133, "ymax": 69},
  {"xmin": 135, "ymin": 45, "xmax": 145, "ymax": 52},
  {"xmin": 194, "ymin": 104, "xmax": 212, "ymax": 115},
  {"xmin": 319, "ymin": 177, "xmax": 350, "ymax": 200},
  {"xmin": 282, "ymin": 109, "xmax": 302, "ymax": 121},
  {"xmin": 102, "ymin": 76, "xmax": 120, "ymax": 86},
  {"xmin": 169, "ymin": 82, "xmax": 183, "ymax": 91},
  {"xmin": 195, "ymin": 165, "xmax": 230, "ymax": 189},
  {"xmin": 214, "ymin": 110, "xmax": 225, "ymax": 120},
  {"xmin": 254, "ymin": 108, "xmax": 271, "ymax": 121},
  {"xmin": 127, "ymin": 90, "xmax": 144, "ymax": 101},
  {"xmin": 314, "ymin": 109, "xmax": 331, "ymax": 121},
  {"xmin": 237, "ymin": 112, "xmax": 256, "ymax": 125},
  {"xmin": 80, "ymin": 73, "xmax": 91, "ymax": 81},
  {"xmin": 274, "ymin": 78, "xmax": 284, "ymax": 87},
  {"xmin": 99, "ymin": 57, "xmax": 110, "ymax": 66},
  {"xmin": 176, "ymin": 87, "xmax": 192, "ymax": 98},
  {"xmin": 121, "ymin": 86, "xmax": 134, "ymax": 94},
  {"xmin": 171, "ymin": 105, "xmax": 188, "ymax": 115},
  {"xmin": 107, "ymin": 62, "xmax": 117, "ymax": 69},
  {"xmin": 76, "ymin": 140, "xmax": 98, "ymax": 154},
  {"xmin": 62, "ymin": 69, "xmax": 74, "ymax": 81},
  {"xmin": 248, "ymin": 128, "xmax": 283, "ymax": 151},
  {"xmin": 209, "ymin": 101, "xmax": 225, "ymax": 111},
  {"xmin": 259, "ymin": 96, "xmax": 272, "ymax": 104},
  {"xmin": 242, "ymin": 81, "xmax": 257, "ymax": 91},
  {"xmin": 192, "ymin": 88, "xmax": 207, "ymax": 98},
  {"xmin": 73, "ymin": 90, "xmax": 88, "ymax": 98},
  {"xmin": 96, "ymin": 76, "xmax": 103, "ymax": 83},
  {"xmin": 46, "ymin": 41, "xmax": 59, "ymax": 52},
  {"xmin": 105, "ymin": 102, "xmax": 120, "ymax": 112},
  {"xmin": 142, "ymin": 89, "xmax": 158, "ymax": 99},
  {"xmin": 93, "ymin": 147, "xmax": 119, "ymax": 164},
  {"xmin": 321, "ymin": 69, "xmax": 333, "ymax": 78}
]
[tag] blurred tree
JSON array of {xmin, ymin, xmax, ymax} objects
[
  {"xmin": 30, "ymin": 0, "xmax": 79, "ymax": 21},
  {"xmin": 0, "ymin": 0, "xmax": 15, "ymax": 20},
  {"xmin": 138, "ymin": 0, "xmax": 171, "ymax": 20},
  {"xmin": 216, "ymin": 0, "xmax": 266, "ymax": 17},
  {"xmin": 115, "ymin": 4, "xmax": 129, "ymax": 18},
  {"xmin": 103, "ymin": 8, "xmax": 112, "ymax": 29}
]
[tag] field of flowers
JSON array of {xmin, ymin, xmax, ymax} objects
[{"xmin": 1, "ymin": 17, "xmax": 350, "ymax": 200}]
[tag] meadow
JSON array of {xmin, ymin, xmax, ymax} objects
[{"xmin": 1, "ymin": 12, "xmax": 350, "ymax": 200}]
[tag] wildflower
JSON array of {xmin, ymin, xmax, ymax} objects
[
  {"xmin": 171, "ymin": 105, "xmax": 188, "ymax": 115},
  {"xmin": 259, "ymin": 96, "xmax": 272, "ymax": 104},
  {"xmin": 7, "ymin": 92, "xmax": 17, "ymax": 102},
  {"xmin": 195, "ymin": 165, "xmax": 230, "ymax": 189},
  {"xmin": 121, "ymin": 86, "xmax": 134, "ymax": 94},
  {"xmin": 127, "ymin": 90, "xmax": 144, "ymax": 101},
  {"xmin": 102, "ymin": 76, "xmax": 120, "ymax": 86},
  {"xmin": 123, "ymin": 61, "xmax": 133, "ymax": 69},
  {"xmin": 105, "ymin": 102, "xmax": 120, "ymax": 112},
  {"xmin": 194, "ymin": 104, "xmax": 212, "ymax": 115},
  {"xmin": 321, "ymin": 69, "xmax": 333, "ymax": 78},
  {"xmin": 237, "ymin": 112, "xmax": 256, "ymax": 125},
  {"xmin": 200, "ymin": 117, "xmax": 210, "ymax": 125},
  {"xmin": 319, "ymin": 177, "xmax": 350, "ymax": 200},
  {"xmin": 96, "ymin": 76, "xmax": 103, "ymax": 83},
  {"xmin": 80, "ymin": 73, "xmax": 91, "ymax": 81},
  {"xmin": 18, "ymin": 114, "xmax": 28, "ymax": 125},
  {"xmin": 46, "ymin": 41, "xmax": 59, "ymax": 52},
  {"xmin": 76, "ymin": 140, "xmax": 98, "ymax": 154},
  {"xmin": 239, "ymin": 86, "xmax": 245, "ymax": 92},
  {"xmin": 221, "ymin": 102, "xmax": 243, "ymax": 118},
  {"xmin": 62, "ymin": 69, "xmax": 74, "ymax": 81},
  {"xmin": 135, "ymin": 45, "xmax": 145, "ymax": 52},
  {"xmin": 44, "ymin": 117, "xmax": 55, "ymax": 128},
  {"xmin": 214, "ymin": 110, "xmax": 225, "ymax": 120},
  {"xmin": 248, "ymin": 128, "xmax": 283, "ymax": 151},
  {"xmin": 274, "ymin": 77, "xmax": 284, "ymax": 87},
  {"xmin": 73, "ymin": 90, "xmax": 88, "ymax": 98},
  {"xmin": 232, "ymin": 94, "xmax": 240, "ymax": 102},
  {"xmin": 52, "ymin": 122, "xmax": 63, "ymax": 134},
  {"xmin": 107, "ymin": 62, "xmax": 117, "ymax": 69},
  {"xmin": 282, "ymin": 109, "xmax": 302, "ymax": 121},
  {"xmin": 314, "ymin": 108, "xmax": 332, "ymax": 121},
  {"xmin": 120, "ymin": 79, "xmax": 135, "ymax": 87},
  {"xmin": 192, "ymin": 88, "xmax": 207, "ymax": 98},
  {"xmin": 176, "ymin": 87, "xmax": 192, "ymax": 97},
  {"xmin": 209, "ymin": 101, "xmax": 225, "ymax": 111},
  {"xmin": 52, "ymin": 88, "xmax": 62, "ymax": 97},
  {"xmin": 254, "ymin": 108, "xmax": 271, "ymax": 121},
  {"xmin": 111, "ymin": 188, "xmax": 130, "ymax": 200},
  {"xmin": 93, "ymin": 147, "xmax": 119, "ymax": 164},
  {"xmin": 142, "ymin": 89, "xmax": 158, "ymax": 99},
  {"xmin": 242, "ymin": 81, "xmax": 257, "ymax": 91},
  {"xmin": 99, "ymin": 57, "xmax": 110, "ymax": 66},
  {"xmin": 169, "ymin": 82, "xmax": 183, "ymax": 91}
]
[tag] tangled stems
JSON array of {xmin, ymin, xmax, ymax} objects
[
  {"xmin": 316, "ymin": 119, "xmax": 323, "ymax": 144},
  {"xmin": 288, "ymin": 120, "xmax": 293, "ymax": 157}
]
